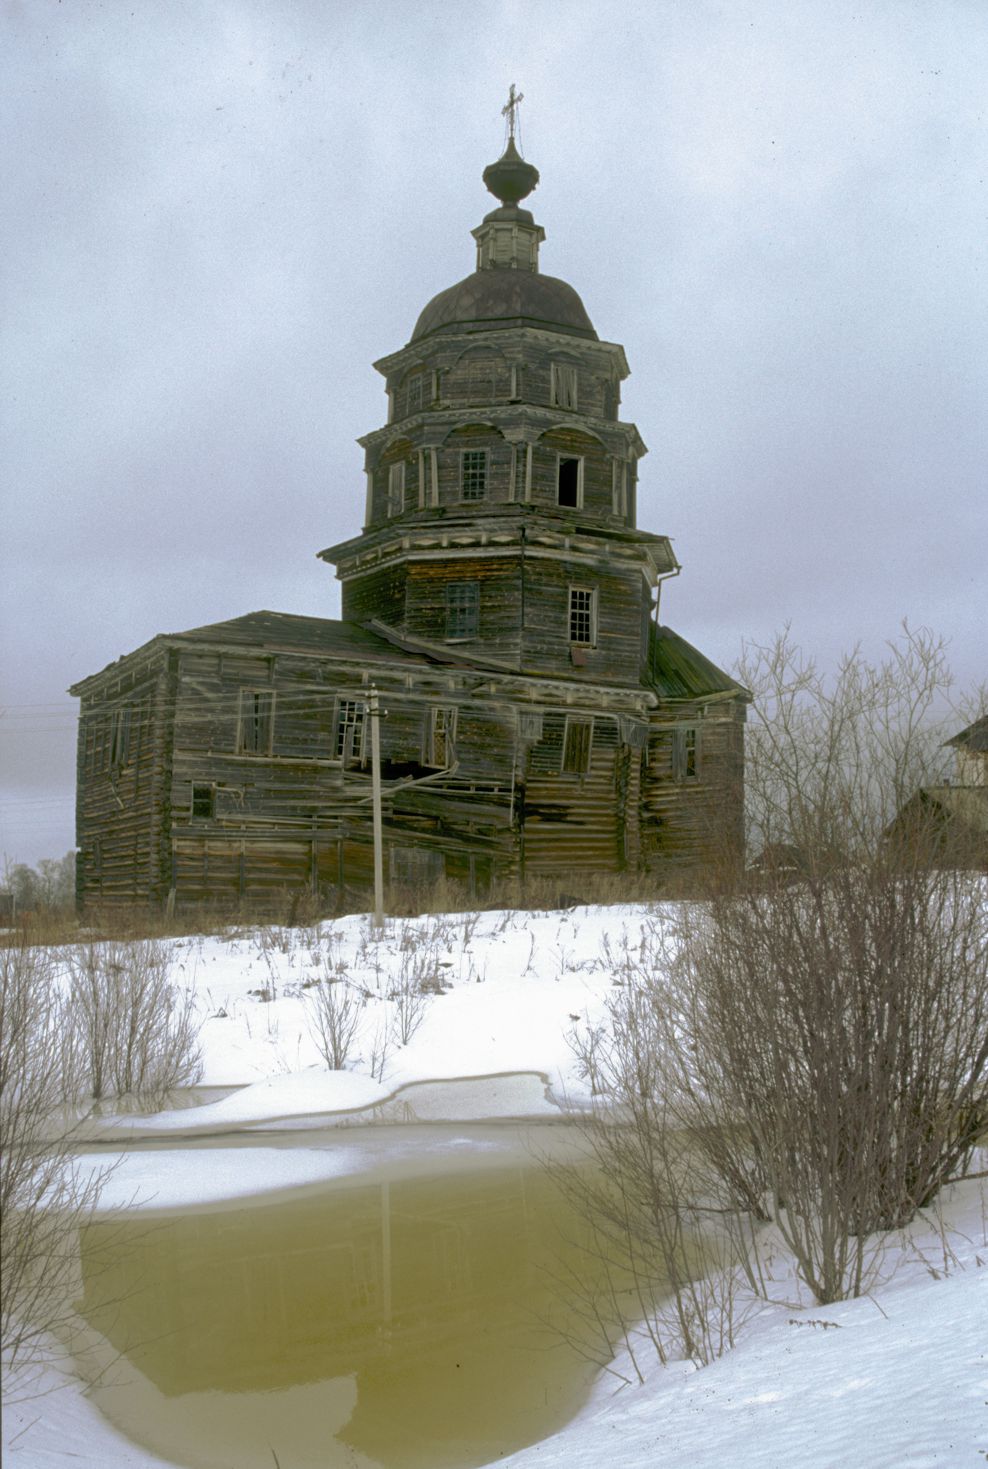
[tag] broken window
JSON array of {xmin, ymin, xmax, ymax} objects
[
  {"xmin": 557, "ymin": 456, "xmax": 582, "ymax": 508},
  {"xmin": 335, "ymin": 699, "xmax": 366, "ymax": 762},
  {"xmin": 191, "ymin": 784, "xmax": 215, "ymax": 819},
  {"xmin": 672, "ymin": 726, "xmax": 700, "ymax": 782},
  {"xmin": 569, "ymin": 587, "xmax": 597, "ymax": 646},
  {"xmin": 551, "ymin": 362, "xmax": 578, "ymax": 410},
  {"xmin": 460, "ymin": 449, "xmax": 488, "ymax": 501},
  {"xmin": 109, "ymin": 706, "xmax": 131, "ymax": 768},
  {"xmin": 238, "ymin": 690, "xmax": 274, "ymax": 756},
  {"xmin": 561, "ymin": 717, "xmax": 593, "ymax": 774},
  {"xmin": 446, "ymin": 582, "xmax": 479, "ymax": 639},
  {"xmin": 428, "ymin": 706, "xmax": 457, "ymax": 766}
]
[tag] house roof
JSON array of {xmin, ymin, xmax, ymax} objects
[
  {"xmin": 945, "ymin": 715, "xmax": 988, "ymax": 753},
  {"xmin": 917, "ymin": 785, "xmax": 988, "ymax": 834},
  {"xmin": 645, "ymin": 624, "xmax": 746, "ymax": 701}
]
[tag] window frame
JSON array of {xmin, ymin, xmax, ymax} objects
[
  {"xmin": 335, "ymin": 698, "xmax": 367, "ymax": 763},
  {"xmin": 445, "ymin": 581, "xmax": 480, "ymax": 640},
  {"xmin": 672, "ymin": 726, "xmax": 701, "ymax": 783},
  {"xmin": 556, "ymin": 454, "xmax": 584, "ymax": 508},
  {"xmin": 568, "ymin": 586, "xmax": 598, "ymax": 647},
  {"xmin": 427, "ymin": 706, "xmax": 457, "ymax": 767},
  {"xmin": 191, "ymin": 783, "xmax": 215, "ymax": 819},
  {"xmin": 561, "ymin": 716, "xmax": 594, "ymax": 775},
  {"xmin": 460, "ymin": 448, "xmax": 488, "ymax": 502},
  {"xmin": 237, "ymin": 689, "xmax": 275, "ymax": 757}
]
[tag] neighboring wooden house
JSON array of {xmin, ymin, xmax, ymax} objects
[
  {"xmin": 71, "ymin": 133, "xmax": 746, "ymax": 913},
  {"xmin": 945, "ymin": 715, "xmax": 988, "ymax": 787},
  {"xmin": 888, "ymin": 716, "xmax": 988, "ymax": 871}
]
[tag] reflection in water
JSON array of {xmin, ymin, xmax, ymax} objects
[{"xmin": 75, "ymin": 1152, "xmax": 637, "ymax": 1469}]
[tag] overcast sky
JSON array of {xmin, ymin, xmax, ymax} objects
[{"xmin": 2, "ymin": 0, "xmax": 985, "ymax": 868}]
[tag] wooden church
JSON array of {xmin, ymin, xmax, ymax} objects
[{"xmin": 71, "ymin": 117, "xmax": 746, "ymax": 913}]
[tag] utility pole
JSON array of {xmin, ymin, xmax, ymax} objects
[{"xmin": 369, "ymin": 686, "xmax": 384, "ymax": 929}]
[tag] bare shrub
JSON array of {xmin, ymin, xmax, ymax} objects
[
  {"xmin": 67, "ymin": 939, "xmax": 202, "ymax": 1105},
  {"xmin": 388, "ymin": 923, "xmax": 441, "ymax": 1045},
  {"xmin": 0, "ymin": 942, "xmax": 108, "ymax": 1378},
  {"xmin": 305, "ymin": 975, "xmax": 364, "ymax": 1069},
  {"xmin": 669, "ymin": 856, "xmax": 988, "ymax": 1303},
  {"xmin": 561, "ymin": 987, "xmax": 757, "ymax": 1374}
]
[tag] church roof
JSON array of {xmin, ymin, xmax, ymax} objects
[
  {"xmin": 645, "ymin": 624, "xmax": 746, "ymax": 701},
  {"xmin": 69, "ymin": 612, "xmax": 433, "ymax": 694},
  {"xmin": 168, "ymin": 610, "xmax": 416, "ymax": 660},
  {"xmin": 411, "ymin": 269, "xmax": 597, "ymax": 343}
]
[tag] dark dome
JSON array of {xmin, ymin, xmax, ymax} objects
[{"xmin": 411, "ymin": 270, "xmax": 597, "ymax": 343}]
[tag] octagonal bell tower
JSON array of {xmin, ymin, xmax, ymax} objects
[{"xmin": 319, "ymin": 120, "xmax": 679, "ymax": 689}]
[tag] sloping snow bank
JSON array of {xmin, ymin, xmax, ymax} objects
[{"xmin": 500, "ymin": 1177, "xmax": 988, "ymax": 1469}]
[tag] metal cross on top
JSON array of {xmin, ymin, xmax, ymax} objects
[{"xmin": 501, "ymin": 84, "xmax": 524, "ymax": 141}]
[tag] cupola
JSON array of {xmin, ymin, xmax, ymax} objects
[{"xmin": 410, "ymin": 122, "xmax": 596, "ymax": 342}]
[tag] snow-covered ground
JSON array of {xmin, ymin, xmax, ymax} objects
[{"xmin": 3, "ymin": 904, "xmax": 986, "ymax": 1467}]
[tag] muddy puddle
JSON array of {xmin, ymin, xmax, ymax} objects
[{"xmin": 72, "ymin": 1126, "xmax": 650, "ymax": 1469}]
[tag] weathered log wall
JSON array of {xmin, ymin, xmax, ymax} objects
[{"xmin": 641, "ymin": 701, "xmax": 745, "ymax": 883}]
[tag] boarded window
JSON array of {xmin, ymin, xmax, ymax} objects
[
  {"xmin": 561, "ymin": 717, "xmax": 593, "ymax": 774},
  {"xmin": 551, "ymin": 362, "xmax": 578, "ymax": 410},
  {"xmin": 335, "ymin": 699, "xmax": 366, "ymax": 761},
  {"xmin": 446, "ymin": 582, "xmax": 479, "ymax": 638},
  {"xmin": 109, "ymin": 706, "xmax": 131, "ymax": 768},
  {"xmin": 557, "ymin": 456, "xmax": 582, "ymax": 507},
  {"xmin": 569, "ymin": 587, "xmax": 596, "ymax": 646},
  {"xmin": 455, "ymin": 351, "xmax": 499, "ymax": 403},
  {"xmin": 191, "ymin": 784, "xmax": 214, "ymax": 819},
  {"xmin": 388, "ymin": 461, "xmax": 406, "ymax": 516},
  {"xmin": 518, "ymin": 709, "xmax": 544, "ymax": 743},
  {"xmin": 611, "ymin": 459, "xmax": 628, "ymax": 516},
  {"xmin": 428, "ymin": 706, "xmax": 457, "ymax": 766},
  {"xmin": 460, "ymin": 450, "xmax": 487, "ymax": 501},
  {"xmin": 238, "ymin": 690, "xmax": 274, "ymax": 755},
  {"xmin": 672, "ymin": 726, "xmax": 700, "ymax": 782}
]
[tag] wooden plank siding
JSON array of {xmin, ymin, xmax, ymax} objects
[
  {"xmin": 520, "ymin": 550, "xmax": 649, "ymax": 684},
  {"xmin": 73, "ymin": 613, "xmax": 744, "ymax": 911},
  {"xmin": 520, "ymin": 713, "xmax": 643, "ymax": 875}
]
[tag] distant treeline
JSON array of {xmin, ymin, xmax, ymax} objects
[{"xmin": 2, "ymin": 853, "xmax": 75, "ymax": 913}]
